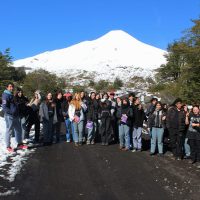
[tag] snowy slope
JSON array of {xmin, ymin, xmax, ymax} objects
[{"xmin": 14, "ymin": 30, "xmax": 167, "ymax": 79}]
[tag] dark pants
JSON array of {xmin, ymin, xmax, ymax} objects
[
  {"xmin": 169, "ymin": 128, "xmax": 185, "ymax": 158},
  {"xmin": 188, "ymin": 139, "xmax": 200, "ymax": 162},
  {"xmin": 25, "ymin": 111, "xmax": 40, "ymax": 142},
  {"xmin": 100, "ymin": 117, "xmax": 112, "ymax": 144},
  {"xmin": 53, "ymin": 121, "xmax": 62, "ymax": 142}
]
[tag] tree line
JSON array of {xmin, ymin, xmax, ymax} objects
[{"xmin": 149, "ymin": 17, "xmax": 200, "ymax": 104}]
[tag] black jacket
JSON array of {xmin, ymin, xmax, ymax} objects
[
  {"xmin": 116, "ymin": 104, "xmax": 133, "ymax": 127},
  {"xmin": 148, "ymin": 109, "xmax": 166, "ymax": 129},
  {"xmin": 87, "ymin": 99, "xmax": 100, "ymax": 122},
  {"xmin": 133, "ymin": 105, "xmax": 146, "ymax": 128},
  {"xmin": 55, "ymin": 99, "xmax": 64, "ymax": 122},
  {"xmin": 14, "ymin": 95, "xmax": 29, "ymax": 118},
  {"xmin": 166, "ymin": 106, "xmax": 186, "ymax": 131}
]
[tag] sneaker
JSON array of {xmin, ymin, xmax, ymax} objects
[
  {"xmin": 132, "ymin": 149, "xmax": 137, "ymax": 153},
  {"xmin": 158, "ymin": 153, "xmax": 164, "ymax": 157},
  {"xmin": 86, "ymin": 140, "xmax": 91, "ymax": 145},
  {"xmin": 74, "ymin": 142, "xmax": 79, "ymax": 147},
  {"xmin": 91, "ymin": 140, "xmax": 95, "ymax": 145},
  {"xmin": 17, "ymin": 144, "xmax": 28, "ymax": 150},
  {"xmin": 23, "ymin": 139, "xmax": 29, "ymax": 144},
  {"xmin": 78, "ymin": 142, "xmax": 83, "ymax": 146},
  {"xmin": 7, "ymin": 147, "xmax": 14, "ymax": 153},
  {"xmin": 150, "ymin": 152, "xmax": 155, "ymax": 156},
  {"xmin": 66, "ymin": 140, "xmax": 70, "ymax": 143},
  {"xmin": 101, "ymin": 142, "xmax": 105, "ymax": 146},
  {"xmin": 122, "ymin": 148, "xmax": 129, "ymax": 151},
  {"xmin": 137, "ymin": 149, "xmax": 142, "ymax": 152},
  {"xmin": 119, "ymin": 146, "xmax": 124, "ymax": 150}
]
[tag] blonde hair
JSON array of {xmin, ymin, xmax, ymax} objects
[{"xmin": 70, "ymin": 93, "xmax": 82, "ymax": 110}]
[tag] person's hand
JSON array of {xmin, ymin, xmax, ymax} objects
[{"xmin": 162, "ymin": 116, "xmax": 166, "ymax": 120}]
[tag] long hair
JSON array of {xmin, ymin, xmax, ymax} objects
[{"xmin": 70, "ymin": 93, "xmax": 82, "ymax": 110}]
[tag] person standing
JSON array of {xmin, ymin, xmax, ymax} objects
[
  {"xmin": 62, "ymin": 92, "xmax": 73, "ymax": 143},
  {"xmin": 68, "ymin": 93, "xmax": 87, "ymax": 146},
  {"xmin": 132, "ymin": 97, "xmax": 146, "ymax": 152},
  {"xmin": 116, "ymin": 97, "xmax": 133, "ymax": 151},
  {"xmin": 54, "ymin": 90, "xmax": 64, "ymax": 143},
  {"xmin": 86, "ymin": 92, "xmax": 99, "ymax": 145},
  {"xmin": 39, "ymin": 92, "xmax": 57, "ymax": 146},
  {"xmin": 2, "ymin": 83, "xmax": 28, "ymax": 152},
  {"xmin": 166, "ymin": 98, "xmax": 186, "ymax": 160},
  {"xmin": 14, "ymin": 88, "xmax": 29, "ymax": 142},
  {"xmin": 148, "ymin": 102, "xmax": 166, "ymax": 156},
  {"xmin": 24, "ymin": 90, "xmax": 41, "ymax": 143},
  {"xmin": 186, "ymin": 105, "xmax": 200, "ymax": 167},
  {"xmin": 99, "ymin": 93, "xmax": 112, "ymax": 146}
]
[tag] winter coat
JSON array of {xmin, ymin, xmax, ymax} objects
[
  {"xmin": 39, "ymin": 102, "xmax": 57, "ymax": 124},
  {"xmin": 87, "ymin": 99, "xmax": 100, "ymax": 122},
  {"xmin": 133, "ymin": 105, "xmax": 146, "ymax": 128},
  {"xmin": 146, "ymin": 103, "xmax": 156, "ymax": 117},
  {"xmin": 99, "ymin": 99, "xmax": 112, "ymax": 119},
  {"xmin": 187, "ymin": 113, "xmax": 200, "ymax": 140},
  {"xmin": 166, "ymin": 106, "xmax": 186, "ymax": 131},
  {"xmin": 148, "ymin": 109, "xmax": 166, "ymax": 129},
  {"xmin": 61, "ymin": 100, "xmax": 70, "ymax": 119},
  {"xmin": 116, "ymin": 104, "xmax": 133, "ymax": 127},
  {"xmin": 2, "ymin": 90, "xmax": 19, "ymax": 117},
  {"xmin": 55, "ymin": 99, "xmax": 64, "ymax": 122},
  {"xmin": 68, "ymin": 102, "xmax": 87, "ymax": 122},
  {"xmin": 14, "ymin": 95, "xmax": 29, "ymax": 118}
]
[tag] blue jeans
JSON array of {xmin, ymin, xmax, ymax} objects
[
  {"xmin": 132, "ymin": 127, "xmax": 142, "ymax": 150},
  {"xmin": 73, "ymin": 121, "xmax": 84, "ymax": 143},
  {"xmin": 4, "ymin": 114, "xmax": 22, "ymax": 147},
  {"xmin": 65, "ymin": 118, "xmax": 74, "ymax": 141},
  {"xmin": 87, "ymin": 122, "xmax": 97, "ymax": 142},
  {"xmin": 119, "ymin": 124, "xmax": 130, "ymax": 149},
  {"xmin": 151, "ymin": 127, "xmax": 164, "ymax": 154},
  {"xmin": 184, "ymin": 138, "xmax": 191, "ymax": 156},
  {"xmin": 19, "ymin": 117, "xmax": 26, "ymax": 141}
]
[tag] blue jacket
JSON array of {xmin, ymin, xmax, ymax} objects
[{"xmin": 2, "ymin": 90, "xmax": 19, "ymax": 116}]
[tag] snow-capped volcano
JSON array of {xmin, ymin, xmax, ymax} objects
[
  {"xmin": 14, "ymin": 30, "xmax": 166, "ymax": 71},
  {"xmin": 14, "ymin": 30, "xmax": 167, "ymax": 86}
]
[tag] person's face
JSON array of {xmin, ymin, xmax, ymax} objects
[
  {"xmin": 129, "ymin": 96, "xmax": 134, "ymax": 102},
  {"xmin": 123, "ymin": 100, "xmax": 128, "ymax": 105},
  {"xmin": 110, "ymin": 94, "xmax": 114, "ymax": 100},
  {"xmin": 156, "ymin": 103, "xmax": 162, "ymax": 110},
  {"xmin": 152, "ymin": 100, "xmax": 157, "ymax": 105},
  {"xmin": 57, "ymin": 93, "xmax": 62, "ymax": 100},
  {"xmin": 75, "ymin": 95, "xmax": 81, "ymax": 101},
  {"xmin": 135, "ymin": 98, "xmax": 140, "ymax": 105},
  {"xmin": 176, "ymin": 102, "xmax": 182, "ymax": 110},
  {"xmin": 18, "ymin": 91, "xmax": 22, "ymax": 97},
  {"xmin": 80, "ymin": 92, "xmax": 85, "ymax": 98},
  {"xmin": 193, "ymin": 107, "xmax": 199, "ymax": 115},
  {"xmin": 117, "ymin": 98, "xmax": 121, "ymax": 104},
  {"xmin": 96, "ymin": 94, "xmax": 100, "ymax": 100},
  {"xmin": 47, "ymin": 93, "xmax": 52, "ymax": 100},
  {"xmin": 91, "ymin": 93, "xmax": 96, "ymax": 100},
  {"xmin": 7, "ymin": 84, "xmax": 14, "ymax": 92},
  {"xmin": 103, "ymin": 94, "xmax": 108, "ymax": 99}
]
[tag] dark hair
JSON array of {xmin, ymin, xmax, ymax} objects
[
  {"xmin": 6, "ymin": 82, "xmax": 14, "ymax": 88},
  {"xmin": 150, "ymin": 97, "xmax": 158, "ymax": 103},
  {"xmin": 192, "ymin": 105, "xmax": 199, "ymax": 109},
  {"xmin": 129, "ymin": 93, "xmax": 135, "ymax": 98},
  {"xmin": 172, "ymin": 98, "xmax": 182, "ymax": 106},
  {"xmin": 155, "ymin": 101, "xmax": 162, "ymax": 107}
]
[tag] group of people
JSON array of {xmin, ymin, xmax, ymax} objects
[{"xmin": 1, "ymin": 82, "xmax": 200, "ymax": 167}]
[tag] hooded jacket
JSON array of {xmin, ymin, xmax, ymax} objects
[{"xmin": 2, "ymin": 90, "xmax": 19, "ymax": 117}]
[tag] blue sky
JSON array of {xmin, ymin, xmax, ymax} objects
[{"xmin": 0, "ymin": 0, "xmax": 199, "ymax": 60}]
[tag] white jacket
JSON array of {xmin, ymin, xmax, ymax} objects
[{"xmin": 68, "ymin": 102, "xmax": 87, "ymax": 122}]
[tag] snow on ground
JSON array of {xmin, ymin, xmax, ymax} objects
[{"xmin": 0, "ymin": 117, "xmax": 36, "ymax": 196}]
